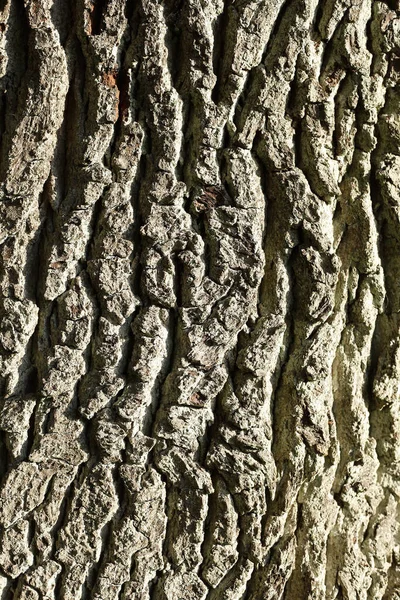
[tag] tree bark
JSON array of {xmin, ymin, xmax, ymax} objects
[{"xmin": 0, "ymin": 0, "xmax": 399, "ymax": 598}]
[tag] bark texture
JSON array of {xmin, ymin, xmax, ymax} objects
[{"xmin": 0, "ymin": 0, "xmax": 399, "ymax": 598}]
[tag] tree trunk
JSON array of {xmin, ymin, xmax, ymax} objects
[{"xmin": 0, "ymin": 0, "xmax": 399, "ymax": 598}]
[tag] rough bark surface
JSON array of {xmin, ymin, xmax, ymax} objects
[{"xmin": 0, "ymin": 0, "xmax": 399, "ymax": 598}]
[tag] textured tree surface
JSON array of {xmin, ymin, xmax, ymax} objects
[{"xmin": 0, "ymin": 0, "xmax": 400, "ymax": 598}]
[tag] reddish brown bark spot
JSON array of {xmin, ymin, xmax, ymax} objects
[
  {"xmin": 193, "ymin": 186, "xmax": 228, "ymax": 212},
  {"xmin": 102, "ymin": 70, "xmax": 118, "ymax": 88}
]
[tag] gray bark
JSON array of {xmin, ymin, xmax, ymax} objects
[{"xmin": 0, "ymin": 0, "xmax": 399, "ymax": 598}]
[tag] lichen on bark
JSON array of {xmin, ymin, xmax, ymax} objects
[{"xmin": 0, "ymin": 0, "xmax": 400, "ymax": 599}]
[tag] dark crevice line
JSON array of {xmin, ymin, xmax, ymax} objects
[
  {"xmin": 53, "ymin": 27, "xmax": 84, "ymax": 214},
  {"xmin": 318, "ymin": 8, "xmax": 350, "ymax": 84},
  {"xmin": 0, "ymin": 429, "xmax": 9, "ymax": 485},
  {"xmin": 115, "ymin": 66, "xmax": 131, "ymax": 129},
  {"xmin": 232, "ymin": 67, "xmax": 259, "ymax": 133},
  {"xmin": 129, "ymin": 151, "xmax": 146, "ymax": 303},
  {"xmin": 197, "ymin": 365, "xmax": 228, "ymax": 469},
  {"xmin": 125, "ymin": 11, "xmax": 182, "ymax": 543},
  {"xmin": 89, "ymin": 0, "xmax": 108, "ymax": 36},
  {"xmin": 107, "ymin": 7, "xmax": 135, "ymax": 171},
  {"xmin": 85, "ymin": 185, "xmax": 106, "ymax": 265},
  {"xmin": 202, "ymin": 477, "xmax": 239, "ymax": 598},
  {"xmin": 56, "ymin": 57, "xmax": 85, "ymax": 220},
  {"xmin": 29, "ymin": 477, "xmax": 55, "ymax": 566},
  {"xmin": 0, "ymin": 0, "xmax": 30, "ymax": 181},
  {"xmin": 50, "ymin": 474, "xmax": 97, "ymax": 594},
  {"xmin": 30, "ymin": 175, "xmax": 55, "ymax": 304},
  {"xmin": 116, "ymin": 310, "xmax": 139, "ymax": 387},
  {"xmin": 293, "ymin": 117, "xmax": 332, "ymax": 206},
  {"xmin": 211, "ymin": 0, "xmax": 230, "ymax": 104},
  {"xmin": 109, "ymin": 0, "xmax": 147, "ymax": 430},
  {"xmin": 0, "ymin": 91, "xmax": 6, "ymax": 150},
  {"xmin": 50, "ymin": 0, "xmax": 74, "ymax": 47},
  {"xmin": 364, "ymin": 306, "xmax": 381, "ymax": 419},
  {"xmin": 162, "ymin": 0, "xmax": 184, "ymax": 95},
  {"xmin": 121, "ymin": 78, "xmax": 144, "ymax": 311},
  {"xmin": 251, "ymin": 131, "xmax": 270, "ymax": 318},
  {"xmin": 2, "ymin": 583, "xmax": 14, "ymax": 600},
  {"xmin": 177, "ymin": 99, "xmax": 192, "ymax": 190},
  {"xmin": 17, "ymin": 180, "xmax": 54, "ymax": 408},
  {"xmin": 172, "ymin": 253, "xmax": 183, "ymax": 309},
  {"xmin": 180, "ymin": 95, "xmax": 195, "ymax": 197},
  {"xmin": 359, "ymin": 58, "xmax": 399, "ymax": 567},
  {"xmin": 147, "ymin": 568, "xmax": 163, "ymax": 600},
  {"xmin": 216, "ymin": 145, "xmax": 230, "ymax": 201},
  {"xmin": 126, "ymin": 0, "xmax": 140, "ymax": 46},
  {"xmin": 365, "ymin": 8, "xmax": 377, "ymax": 77},
  {"xmin": 75, "ymin": 275, "xmax": 101, "ymax": 418},
  {"xmin": 52, "ymin": 562, "xmax": 66, "ymax": 600},
  {"xmin": 101, "ymin": 349, "xmax": 138, "ymax": 574},
  {"xmin": 369, "ymin": 92, "xmax": 389, "ymax": 312},
  {"xmin": 285, "ymin": 53, "xmax": 301, "ymax": 122},
  {"xmin": 161, "ymin": 0, "xmax": 198, "ymax": 213},
  {"xmin": 293, "ymin": 119, "xmax": 304, "ymax": 177},
  {"xmin": 74, "ymin": 40, "xmax": 92, "ymax": 146},
  {"xmin": 4, "ymin": 172, "xmax": 54, "ymax": 443},
  {"xmin": 311, "ymin": 0, "xmax": 328, "ymax": 41},
  {"xmin": 73, "ymin": 34, "xmax": 88, "ymax": 153},
  {"xmin": 362, "ymin": 81, "xmax": 389, "ymax": 450},
  {"xmin": 112, "ymin": 460, "xmax": 128, "ymax": 520},
  {"xmin": 22, "ymin": 394, "xmax": 38, "ymax": 462}
]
